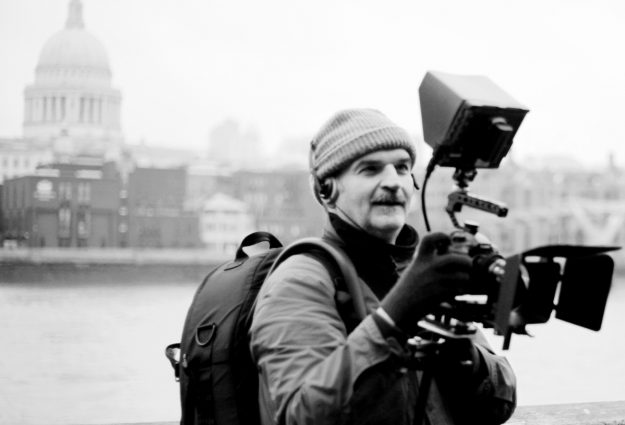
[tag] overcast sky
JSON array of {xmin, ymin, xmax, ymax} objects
[{"xmin": 1, "ymin": 0, "xmax": 624, "ymax": 167}]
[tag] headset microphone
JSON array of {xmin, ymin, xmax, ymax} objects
[{"xmin": 412, "ymin": 174, "xmax": 420, "ymax": 191}]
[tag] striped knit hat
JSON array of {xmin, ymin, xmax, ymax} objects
[{"xmin": 310, "ymin": 109, "xmax": 417, "ymax": 180}]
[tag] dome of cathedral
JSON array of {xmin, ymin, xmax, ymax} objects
[
  {"xmin": 38, "ymin": 29, "xmax": 110, "ymax": 72},
  {"xmin": 36, "ymin": 0, "xmax": 110, "ymax": 75}
]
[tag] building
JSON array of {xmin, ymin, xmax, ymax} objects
[
  {"xmin": 0, "ymin": 0, "xmax": 125, "ymax": 186},
  {"xmin": 0, "ymin": 139, "xmax": 53, "ymax": 183},
  {"xmin": 126, "ymin": 167, "xmax": 201, "ymax": 248},
  {"xmin": 22, "ymin": 0, "xmax": 123, "ymax": 157},
  {"xmin": 1, "ymin": 158, "xmax": 122, "ymax": 248},
  {"xmin": 230, "ymin": 170, "xmax": 325, "ymax": 243},
  {"xmin": 200, "ymin": 193, "xmax": 255, "ymax": 255},
  {"xmin": 207, "ymin": 119, "xmax": 263, "ymax": 170}
]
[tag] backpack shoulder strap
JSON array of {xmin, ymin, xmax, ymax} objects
[{"xmin": 268, "ymin": 237, "xmax": 367, "ymax": 321}]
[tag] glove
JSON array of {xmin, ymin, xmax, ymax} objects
[{"xmin": 380, "ymin": 232, "xmax": 472, "ymax": 333}]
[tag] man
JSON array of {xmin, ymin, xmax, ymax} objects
[{"xmin": 250, "ymin": 109, "xmax": 516, "ymax": 425}]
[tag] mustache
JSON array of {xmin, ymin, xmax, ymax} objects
[{"xmin": 372, "ymin": 193, "xmax": 406, "ymax": 205}]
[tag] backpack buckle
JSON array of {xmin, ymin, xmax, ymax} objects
[{"xmin": 165, "ymin": 343, "xmax": 181, "ymax": 381}]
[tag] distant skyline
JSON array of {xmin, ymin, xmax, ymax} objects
[{"xmin": 1, "ymin": 0, "xmax": 624, "ymax": 167}]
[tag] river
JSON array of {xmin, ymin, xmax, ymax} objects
[{"xmin": 1, "ymin": 276, "xmax": 624, "ymax": 425}]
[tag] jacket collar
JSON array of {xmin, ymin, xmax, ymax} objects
[{"xmin": 322, "ymin": 213, "xmax": 418, "ymax": 299}]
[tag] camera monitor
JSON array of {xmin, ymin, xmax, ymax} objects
[{"xmin": 419, "ymin": 71, "xmax": 529, "ymax": 169}]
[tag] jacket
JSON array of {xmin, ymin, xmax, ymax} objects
[{"xmin": 249, "ymin": 220, "xmax": 517, "ymax": 425}]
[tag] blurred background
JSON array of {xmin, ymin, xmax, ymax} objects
[{"xmin": 1, "ymin": 0, "xmax": 624, "ymax": 424}]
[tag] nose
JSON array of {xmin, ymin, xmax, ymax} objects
[{"xmin": 380, "ymin": 164, "xmax": 401, "ymax": 191}]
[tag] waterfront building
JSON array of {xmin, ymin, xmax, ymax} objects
[
  {"xmin": 0, "ymin": 139, "xmax": 54, "ymax": 183},
  {"xmin": 1, "ymin": 158, "xmax": 122, "ymax": 248},
  {"xmin": 185, "ymin": 162, "xmax": 234, "ymax": 211},
  {"xmin": 200, "ymin": 193, "xmax": 255, "ymax": 255},
  {"xmin": 230, "ymin": 170, "xmax": 324, "ymax": 243},
  {"xmin": 126, "ymin": 166, "xmax": 201, "ymax": 248}
]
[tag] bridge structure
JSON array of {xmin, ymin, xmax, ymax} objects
[{"xmin": 497, "ymin": 196, "xmax": 625, "ymax": 267}]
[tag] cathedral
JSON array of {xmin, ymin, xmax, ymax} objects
[
  {"xmin": 0, "ymin": 0, "xmax": 123, "ymax": 182},
  {"xmin": 23, "ymin": 0, "xmax": 123, "ymax": 157}
]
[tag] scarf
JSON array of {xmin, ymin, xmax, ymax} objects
[{"xmin": 329, "ymin": 213, "xmax": 418, "ymax": 299}]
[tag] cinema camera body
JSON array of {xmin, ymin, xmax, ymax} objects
[{"xmin": 416, "ymin": 71, "xmax": 620, "ymax": 350}]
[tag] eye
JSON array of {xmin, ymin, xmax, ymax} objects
[
  {"xmin": 360, "ymin": 164, "xmax": 380, "ymax": 174},
  {"xmin": 395, "ymin": 163, "xmax": 410, "ymax": 174}
]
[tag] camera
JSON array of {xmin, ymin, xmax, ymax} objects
[{"xmin": 417, "ymin": 71, "xmax": 620, "ymax": 350}]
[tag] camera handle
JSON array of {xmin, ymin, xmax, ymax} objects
[{"xmin": 446, "ymin": 168, "xmax": 509, "ymax": 230}]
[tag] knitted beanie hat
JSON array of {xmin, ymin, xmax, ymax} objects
[{"xmin": 310, "ymin": 108, "xmax": 417, "ymax": 180}]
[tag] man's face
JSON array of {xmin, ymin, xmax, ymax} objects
[{"xmin": 333, "ymin": 149, "xmax": 414, "ymax": 243}]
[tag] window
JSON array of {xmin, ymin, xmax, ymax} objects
[
  {"xmin": 58, "ymin": 206, "xmax": 71, "ymax": 238},
  {"xmin": 88, "ymin": 98, "xmax": 94, "ymax": 123},
  {"xmin": 60, "ymin": 97, "xmax": 66, "ymax": 120},
  {"xmin": 51, "ymin": 96, "xmax": 56, "ymax": 121},
  {"xmin": 59, "ymin": 182, "xmax": 72, "ymax": 200},
  {"xmin": 76, "ymin": 208, "xmax": 90, "ymax": 239},
  {"xmin": 77, "ymin": 182, "xmax": 91, "ymax": 204},
  {"xmin": 97, "ymin": 98, "xmax": 103, "ymax": 123}
]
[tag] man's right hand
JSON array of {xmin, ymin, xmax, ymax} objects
[{"xmin": 380, "ymin": 232, "xmax": 473, "ymax": 333}]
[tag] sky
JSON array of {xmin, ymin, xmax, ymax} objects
[{"xmin": 1, "ymin": 0, "xmax": 624, "ymax": 168}]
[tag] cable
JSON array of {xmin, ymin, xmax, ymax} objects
[
  {"xmin": 421, "ymin": 156, "xmax": 438, "ymax": 232},
  {"xmin": 335, "ymin": 205, "xmax": 368, "ymax": 234}
]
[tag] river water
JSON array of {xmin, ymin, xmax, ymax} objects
[{"xmin": 1, "ymin": 276, "xmax": 624, "ymax": 425}]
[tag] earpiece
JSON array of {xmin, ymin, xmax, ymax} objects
[
  {"xmin": 319, "ymin": 178, "xmax": 338, "ymax": 204},
  {"xmin": 314, "ymin": 177, "xmax": 339, "ymax": 205}
]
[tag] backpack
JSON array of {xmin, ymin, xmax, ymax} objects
[{"xmin": 165, "ymin": 231, "xmax": 366, "ymax": 425}]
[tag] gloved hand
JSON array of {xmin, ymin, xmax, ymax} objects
[{"xmin": 380, "ymin": 232, "xmax": 472, "ymax": 333}]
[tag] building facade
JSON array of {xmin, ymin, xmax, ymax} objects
[
  {"xmin": 230, "ymin": 170, "xmax": 325, "ymax": 243},
  {"xmin": 0, "ymin": 139, "xmax": 54, "ymax": 183},
  {"xmin": 126, "ymin": 167, "xmax": 201, "ymax": 248},
  {"xmin": 200, "ymin": 193, "xmax": 255, "ymax": 255},
  {"xmin": 1, "ymin": 159, "xmax": 121, "ymax": 248}
]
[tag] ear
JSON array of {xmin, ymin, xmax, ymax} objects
[{"xmin": 309, "ymin": 175, "xmax": 339, "ymax": 207}]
